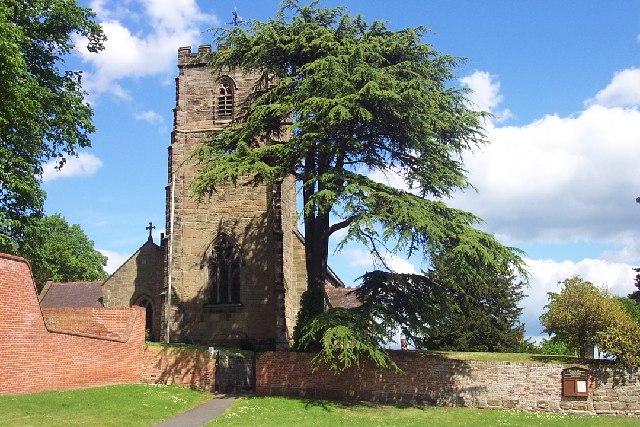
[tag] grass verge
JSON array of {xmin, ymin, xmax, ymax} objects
[
  {"xmin": 0, "ymin": 383, "xmax": 211, "ymax": 427},
  {"xmin": 207, "ymin": 396, "xmax": 638, "ymax": 427},
  {"xmin": 425, "ymin": 350, "xmax": 583, "ymax": 365}
]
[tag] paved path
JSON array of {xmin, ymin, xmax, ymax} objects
[{"xmin": 154, "ymin": 395, "xmax": 236, "ymax": 427}]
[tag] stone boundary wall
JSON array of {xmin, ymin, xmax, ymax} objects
[
  {"xmin": 257, "ymin": 351, "xmax": 640, "ymax": 417},
  {"xmin": 142, "ymin": 346, "xmax": 215, "ymax": 391},
  {"xmin": 0, "ymin": 253, "xmax": 145, "ymax": 395},
  {"xmin": 141, "ymin": 346, "xmax": 255, "ymax": 393}
]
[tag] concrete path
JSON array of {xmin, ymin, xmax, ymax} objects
[{"xmin": 154, "ymin": 395, "xmax": 236, "ymax": 427}]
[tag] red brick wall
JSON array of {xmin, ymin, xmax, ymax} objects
[
  {"xmin": 142, "ymin": 346, "xmax": 215, "ymax": 391},
  {"xmin": 257, "ymin": 351, "xmax": 640, "ymax": 416},
  {"xmin": 42, "ymin": 307, "xmax": 137, "ymax": 340},
  {"xmin": 0, "ymin": 253, "xmax": 145, "ymax": 395},
  {"xmin": 141, "ymin": 346, "xmax": 255, "ymax": 393}
]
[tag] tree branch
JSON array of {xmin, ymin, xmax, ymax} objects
[{"xmin": 325, "ymin": 215, "xmax": 358, "ymax": 238}]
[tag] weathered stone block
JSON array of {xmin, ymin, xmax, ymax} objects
[
  {"xmin": 611, "ymin": 402, "xmax": 629, "ymax": 411},
  {"xmin": 593, "ymin": 402, "xmax": 611, "ymax": 411},
  {"xmin": 503, "ymin": 399, "xmax": 519, "ymax": 409},
  {"xmin": 486, "ymin": 398, "xmax": 502, "ymax": 407}
]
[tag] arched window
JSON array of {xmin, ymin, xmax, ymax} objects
[
  {"xmin": 216, "ymin": 77, "xmax": 234, "ymax": 119},
  {"xmin": 208, "ymin": 234, "xmax": 241, "ymax": 304},
  {"xmin": 136, "ymin": 296, "xmax": 154, "ymax": 341}
]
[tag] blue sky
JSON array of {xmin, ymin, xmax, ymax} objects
[{"xmin": 42, "ymin": 0, "xmax": 640, "ymax": 341}]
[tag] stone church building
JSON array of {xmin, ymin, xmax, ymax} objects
[{"xmin": 100, "ymin": 45, "xmax": 345, "ymax": 350}]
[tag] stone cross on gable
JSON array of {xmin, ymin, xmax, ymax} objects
[{"xmin": 146, "ymin": 222, "xmax": 155, "ymax": 242}]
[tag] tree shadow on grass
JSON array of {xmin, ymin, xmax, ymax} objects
[{"xmin": 281, "ymin": 396, "xmax": 435, "ymax": 412}]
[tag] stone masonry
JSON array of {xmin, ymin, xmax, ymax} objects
[
  {"xmin": 101, "ymin": 44, "xmax": 343, "ymax": 350},
  {"xmin": 162, "ymin": 45, "xmax": 309, "ymax": 349},
  {"xmin": 102, "ymin": 239, "xmax": 164, "ymax": 341},
  {"xmin": 256, "ymin": 351, "xmax": 640, "ymax": 417}
]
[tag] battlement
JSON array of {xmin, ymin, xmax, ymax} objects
[{"xmin": 177, "ymin": 44, "xmax": 214, "ymax": 66}]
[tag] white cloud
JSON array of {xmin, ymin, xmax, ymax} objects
[
  {"xmin": 521, "ymin": 257, "xmax": 636, "ymax": 337},
  {"xmin": 434, "ymin": 68, "xmax": 640, "ymax": 338},
  {"xmin": 343, "ymin": 248, "xmax": 418, "ymax": 274},
  {"xmin": 384, "ymin": 254, "xmax": 418, "ymax": 274},
  {"xmin": 352, "ymin": 68, "xmax": 640, "ymax": 339},
  {"xmin": 460, "ymin": 70, "xmax": 512, "ymax": 122},
  {"xmin": 343, "ymin": 248, "xmax": 375, "ymax": 268},
  {"xmin": 451, "ymin": 103, "xmax": 640, "ymax": 253},
  {"xmin": 42, "ymin": 152, "xmax": 103, "ymax": 182},
  {"xmin": 76, "ymin": 0, "xmax": 217, "ymax": 98},
  {"xmin": 135, "ymin": 109, "xmax": 163, "ymax": 124},
  {"xmin": 586, "ymin": 68, "xmax": 640, "ymax": 108},
  {"xmin": 98, "ymin": 249, "xmax": 131, "ymax": 274}
]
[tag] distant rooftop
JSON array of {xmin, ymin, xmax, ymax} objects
[
  {"xmin": 39, "ymin": 281, "xmax": 103, "ymax": 308},
  {"xmin": 325, "ymin": 286, "xmax": 361, "ymax": 309}
]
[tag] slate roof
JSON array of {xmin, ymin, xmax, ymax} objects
[
  {"xmin": 39, "ymin": 281, "xmax": 104, "ymax": 308},
  {"xmin": 325, "ymin": 286, "xmax": 361, "ymax": 309}
]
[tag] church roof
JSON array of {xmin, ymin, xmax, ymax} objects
[
  {"xmin": 325, "ymin": 286, "xmax": 361, "ymax": 309},
  {"xmin": 39, "ymin": 281, "xmax": 103, "ymax": 308}
]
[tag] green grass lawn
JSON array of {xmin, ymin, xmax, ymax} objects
[
  {"xmin": 207, "ymin": 396, "xmax": 640, "ymax": 427},
  {"xmin": 0, "ymin": 384, "xmax": 211, "ymax": 427},
  {"xmin": 425, "ymin": 350, "xmax": 583, "ymax": 365}
]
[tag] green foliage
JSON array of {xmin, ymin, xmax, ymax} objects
[
  {"xmin": 192, "ymin": 1, "xmax": 523, "ymax": 370},
  {"xmin": 627, "ymin": 267, "xmax": 640, "ymax": 303},
  {"xmin": 18, "ymin": 214, "xmax": 107, "ymax": 290},
  {"xmin": 0, "ymin": 0, "xmax": 104, "ymax": 251},
  {"xmin": 421, "ymin": 232, "xmax": 527, "ymax": 352},
  {"xmin": 540, "ymin": 276, "xmax": 640, "ymax": 366},
  {"xmin": 538, "ymin": 336, "xmax": 578, "ymax": 356},
  {"xmin": 298, "ymin": 306, "xmax": 398, "ymax": 374},
  {"xmin": 355, "ymin": 270, "xmax": 457, "ymax": 347},
  {"xmin": 292, "ymin": 286, "xmax": 326, "ymax": 351},
  {"xmin": 616, "ymin": 296, "xmax": 640, "ymax": 326}
]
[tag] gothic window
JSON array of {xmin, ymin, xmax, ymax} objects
[
  {"xmin": 208, "ymin": 234, "xmax": 241, "ymax": 304},
  {"xmin": 135, "ymin": 296, "xmax": 154, "ymax": 341},
  {"xmin": 216, "ymin": 77, "xmax": 234, "ymax": 119}
]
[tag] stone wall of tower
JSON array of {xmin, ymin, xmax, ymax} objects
[
  {"xmin": 164, "ymin": 45, "xmax": 284, "ymax": 348},
  {"xmin": 280, "ymin": 175, "xmax": 309, "ymax": 341}
]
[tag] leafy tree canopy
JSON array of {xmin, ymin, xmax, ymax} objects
[
  {"xmin": 193, "ymin": 0, "xmax": 525, "ymax": 369},
  {"xmin": 540, "ymin": 276, "xmax": 640, "ymax": 367},
  {"xmin": 19, "ymin": 214, "xmax": 108, "ymax": 291},
  {"xmin": 0, "ymin": 0, "xmax": 104, "ymax": 251},
  {"xmin": 538, "ymin": 335, "xmax": 578, "ymax": 357},
  {"xmin": 420, "ymin": 235, "xmax": 526, "ymax": 352},
  {"xmin": 615, "ymin": 296, "xmax": 640, "ymax": 326}
]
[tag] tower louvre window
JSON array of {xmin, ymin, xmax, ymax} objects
[
  {"xmin": 216, "ymin": 77, "xmax": 234, "ymax": 119},
  {"xmin": 207, "ymin": 234, "xmax": 241, "ymax": 304}
]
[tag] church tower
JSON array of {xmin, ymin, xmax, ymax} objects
[{"xmin": 163, "ymin": 45, "xmax": 308, "ymax": 349}]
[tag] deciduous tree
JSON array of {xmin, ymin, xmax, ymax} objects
[
  {"xmin": 0, "ymin": 0, "xmax": 104, "ymax": 251},
  {"xmin": 541, "ymin": 276, "xmax": 640, "ymax": 366},
  {"xmin": 616, "ymin": 296, "xmax": 640, "ymax": 326},
  {"xmin": 538, "ymin": 336, "xmax": 577, "ymax": 356},
  {"xmin": 19, "ymin": 214, "xmax": 108, "ymax": 291},
  {"xmin": 193, "ymin": 0, "xmax": 524, "ymax": 367}
]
